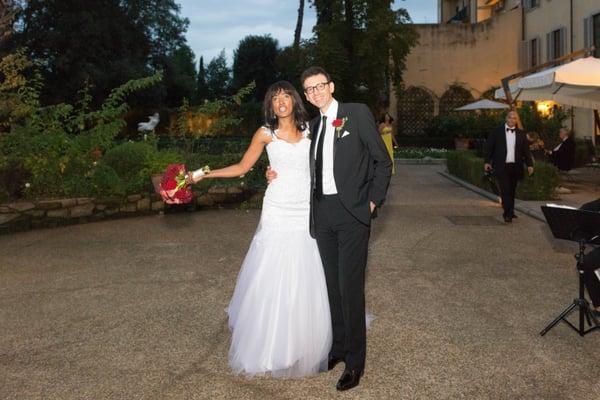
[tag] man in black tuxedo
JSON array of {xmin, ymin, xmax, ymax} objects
[
  {"xmin": 547, "ymin": 128, "xmax": 576, "ymax": 171},
  {"xmin": 580, "ymin": 198, "xmax": 600, "ymax": 318},
  {"xmin": 271, "ymin": 66, "xmax": 390, "ymax": 390},
  {"xmin": 484, "ymin": 111, "xmax": 534, "ymax": 223}
]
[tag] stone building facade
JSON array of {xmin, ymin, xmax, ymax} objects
[{"xmin": 393, "ymin": 0, "xmax": 600, "ymax": 142}]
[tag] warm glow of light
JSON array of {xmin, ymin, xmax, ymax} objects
[{"xmin": 536, "ymin": 101, "xmax": 556, "ymax": 117}]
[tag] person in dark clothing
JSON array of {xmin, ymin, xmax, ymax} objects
[
  {"xmin": 580, "ymin": 198, "xmax": 600, "ymax": 318},
  {"xmin": 547, "ymin": 128, "xmax": 576, "ymax": 171},
  {"xmin": 484, "ymin": 111, "xmax": 534, "ymax": 223}
]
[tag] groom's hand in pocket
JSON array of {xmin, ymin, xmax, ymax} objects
[{"xmin": 266, "ymin": 166, "xmax": 278, "ymax": 184}]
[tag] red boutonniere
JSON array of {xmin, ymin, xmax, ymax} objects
[{"xmin": 332, "ymin": 117, "xmax": 348, "ymax": 138}]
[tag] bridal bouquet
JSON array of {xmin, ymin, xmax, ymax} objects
[{"xmin": 159, "ymin": 164, "xmax": 210, "ymax": 204}]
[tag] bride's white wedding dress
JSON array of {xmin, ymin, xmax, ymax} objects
[{"xmin": 227, "ymin": 127, "xmax": 332, "ymax": 378}]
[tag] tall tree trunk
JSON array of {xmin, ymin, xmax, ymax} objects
[{"xmin": 293, "ymin": 0, "xmax": 304, "ymax": 49}]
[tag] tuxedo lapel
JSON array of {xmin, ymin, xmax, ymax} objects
[
  {"xmin": 334, "ymin": 102, "xmax": 347, "ymax": 164},
  {"xmin": 309, "ymin": 117, "xmax": 320, "ymax": 177},
  {"xmin": 500, "ymin": 126, "xmax": 508, "ymax": 160}
]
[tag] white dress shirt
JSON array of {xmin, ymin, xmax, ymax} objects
[
  {"xmin": 313, "ymin": 99, "xmax": 339, "ymax": 194},
  {"xmin": 505, "ymin": 124, "xmax": 516, "ymax": 163}
]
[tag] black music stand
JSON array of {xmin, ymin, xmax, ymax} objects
[{"xmin": 539, "ymin": 205, "xmax": 600, "ymax": 336}]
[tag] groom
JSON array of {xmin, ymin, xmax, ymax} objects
[{"xmin": 272, "ymin": 66, "xmax": 392, "ymax": 390}]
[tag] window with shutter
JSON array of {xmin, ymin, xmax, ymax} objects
[
  {"xmin": 584, "ymin": 17, "xmax": 592, "ymax": 49},
  {"xmin": 559, "ymin": 27, "xmax": 567, "ymax": 57},
  {"xmin": 530, "ymin": 38, "xmax": 538, "ymax": 67},
  {"xmin": 547, "ymin": 28, "xmax": 564, "ymax": 61}
]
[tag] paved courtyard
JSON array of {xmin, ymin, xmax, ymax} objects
[{"xmin": 1, "ymin": 165, "xmax": 599, "ymax": 399}]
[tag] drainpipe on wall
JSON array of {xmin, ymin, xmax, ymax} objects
[
  {"xmin": 570, "ymin": 0, "xmax": 575, "ymax": 133},
  {"xmin": 521, "ymin": 2, "xmax": 525, "ymax": 41}
]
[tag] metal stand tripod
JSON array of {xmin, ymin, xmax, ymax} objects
[{"xmin": 540, "ymin": 240, "xmax": 600, "ymax": 336}]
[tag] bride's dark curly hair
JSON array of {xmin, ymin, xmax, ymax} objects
[{"xmin": 263, "ymin": 80, "xmax": 309, "ymax": 132}]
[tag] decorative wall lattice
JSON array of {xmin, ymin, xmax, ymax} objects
[
  {"xmin": 397, "ymin": 87, "xmax": 435, "ymax": 136},
  {"xmin": 439, "ymin": 86, "xmax": 474, "ymax": 115}
]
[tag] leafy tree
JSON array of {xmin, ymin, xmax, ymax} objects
[
  {"xmin": 121, "ymin": 0, "xmax": 189, "ymax": 66},
  {"xmin": 14, "ymin": 0, "xmax": 149, "ymax": 105},
  {"xmin": 0, "ymin": 0, "xmax": 23, "ymax": 49},
  {"xmin": 206, "ymin": 50, "xmax": 230, "ymax": 100},
  {"xmin": 197, "ymin": 56, "xmax": 209, "ymax": 103},
  {"xmin": 11, "ymin": 0, "xmax": 190, "ymax": 107},
  {"xmin": 232, "ymin": 35, "xmax": 278, "ymax": 101},
  {"xmin": 308, "ymin": 0, "xmax": 417, "ymax": 109},
  {"xmin": 163, "ymin": 44, "xmax": 197, "ymax": 107}
]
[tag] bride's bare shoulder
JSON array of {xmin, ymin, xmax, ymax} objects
[{"xmin": 252, "ymin": 126, "xmax": 274, "ymax": 144}]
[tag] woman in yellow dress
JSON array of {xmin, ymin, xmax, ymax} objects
[{"xmin": 378, "ymin": 113, "xmax": 398, "ymax": 174}]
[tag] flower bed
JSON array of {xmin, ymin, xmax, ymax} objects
[{"xmin": 394, "ymin": 147, "xmax": 448, "ymax": 159}]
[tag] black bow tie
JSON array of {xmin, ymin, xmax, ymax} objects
[{"xmin": 506, "ymin": 128, "xmax": 515, "ymax": 133}]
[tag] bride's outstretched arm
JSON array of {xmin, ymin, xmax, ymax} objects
[{"xmin": 190, "ymin": 128, "xmax": 270, "ymax": 182}]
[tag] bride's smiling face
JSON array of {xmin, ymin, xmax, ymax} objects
[{"xmin": 272, "ymin": 90, "xmax": 294, "ymax": 119}]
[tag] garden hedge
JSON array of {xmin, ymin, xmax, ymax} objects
[{"xmin": 446, "ymin": 150, "xmax": 559, "ymax": 200}]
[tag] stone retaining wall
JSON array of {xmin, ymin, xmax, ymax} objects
[{"xmin": 0, "ymin": 185, "xmax": 255, "ymax": 234}]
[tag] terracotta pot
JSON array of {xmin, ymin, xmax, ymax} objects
[{"xmin": 454, "ymin": 138, "xmax": 470, "ymax": 150}]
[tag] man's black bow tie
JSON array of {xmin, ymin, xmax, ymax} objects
[{"xmin": 506, "ymin": 128, "xmax": 515, "ymax": 133}]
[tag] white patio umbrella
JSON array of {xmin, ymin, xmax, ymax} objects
[
  {"xmin": 495, "ymin": 57, "xmax": 600, "ymax": 109},
  {"xmin": 454, "ymin": 99, "xmax": 510, "ymax": 111}
]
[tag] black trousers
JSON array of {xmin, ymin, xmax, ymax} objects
[
  {"xmin": 583, "ymin": 247, "xmax": 600, "ymax": 308},
  {"xmin": 314, "ymin": 194, "xmax": 369, "ymax": 371},
  {"xmin": 497, "ymin": 163, "xmax": 519, "ymax": 218}
]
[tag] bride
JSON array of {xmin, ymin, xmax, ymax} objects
[{"xmin": 189, "ymin": 81, "xmax": 332, "ymax": 378}]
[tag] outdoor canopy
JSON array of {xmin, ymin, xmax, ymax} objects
[
  {"xmin": 454, "ymin": 99, "xmax": 510, "ymax": 111},
  {"xmin": 495, "ymin": 57, "xmax": 600, "ymax": 110}
]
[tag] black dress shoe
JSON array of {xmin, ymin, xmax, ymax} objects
[
  {"xmin": 336, "ymin": 368, "xmax": 363, "ymax": 391},
  {"xmin": 504, "ymin": 216, "xmax": 512, "ymax": 223},
  {"xmin": 327, "ymin": 356, "xmax": 344, "ymax": 371},
  {"xmin": 511, "ymin": 214, "xmax": 518, "ymax": 219}
]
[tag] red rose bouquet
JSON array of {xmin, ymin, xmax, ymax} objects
[{"xmin": 159, "ymin": 164, "xmax": 192, "ymax": 204}]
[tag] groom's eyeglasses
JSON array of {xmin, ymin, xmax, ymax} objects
[{"xmin": 304, "ymin": 82, "xmax": 330, "ymax": 95}]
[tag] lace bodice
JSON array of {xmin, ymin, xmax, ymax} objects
[{"xmin": 262, "ymin": 127, "xmax": 311, "ymax": 208}]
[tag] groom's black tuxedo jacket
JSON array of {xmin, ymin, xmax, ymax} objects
[
  {"xmin": 484, "ymin": 125, "xmax": 533, "ymax": 180},
  {"xmin": 308, "ymin": 102, "xmax": 392, "ymax": 237}
]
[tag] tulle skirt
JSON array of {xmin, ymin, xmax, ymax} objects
[{"xmin": 227, "ymin": 201, "xmax": 332, "ymax": 378}]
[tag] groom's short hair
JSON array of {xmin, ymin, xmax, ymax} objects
[{"xmin": 300, "ymin": 66, "xmax": 331, "ymax": 85}]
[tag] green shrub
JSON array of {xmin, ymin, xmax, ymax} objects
[
  {"xmin": 101, "ymin": 142, "xmax": 157, "ymax": 194},
  {"xmin": 446, "ymin": 150, "xmax": 559, "ymax": 200},
  {"xmin": 516, "ymin": 162, "xmax": 560, "ymax": 200},
  {"xmin": 0, "ymin": 50, "xmax": 163, "ymax": 200},
  {"xmin": 91, "ymin": 164, "xmax": 125, "ymax": 197}
]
